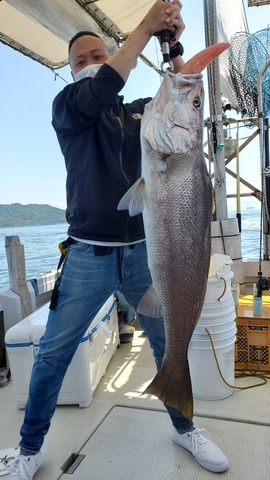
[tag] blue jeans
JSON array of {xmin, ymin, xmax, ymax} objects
[
  {"xmin": 20, "ymin": 241, "xmax": 193, "ymax": 453},
  {"xmin": 115, "ymin": 291, "xmax": 136, "ymax": 325}
]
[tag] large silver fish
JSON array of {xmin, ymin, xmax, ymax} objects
[{"xmin": 118, "ymin": 43, "xmax": 229, "ymax": 421}]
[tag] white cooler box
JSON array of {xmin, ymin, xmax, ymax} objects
[{"xmin": 5, "ymin": 295, "xmax": 119, "ymax": 409}]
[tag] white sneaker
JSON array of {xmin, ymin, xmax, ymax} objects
[
  {"xmin": 119, "ymin": 323, "xmax": 135, "ymax": 343},
  {"xmin": 0, "ymin": 448, "xmax": 20, "ymax": 477},
  {"xmin": 8, "ymin": 452, "xmax": 43, "ymax": 480},
  {"xmin": 172, "ymin": 427, "xmax": 229, "ymax": 473}
]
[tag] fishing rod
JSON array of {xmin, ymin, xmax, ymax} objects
[
  {"xmin": 255, "ymin": 66, "xmax": 270, "ymax": 298},
  {"xmin": 256, "ymin": 119, "xmax": 270, "ymax": 298},
  {"xmin": 155, "ymin": 0, "xmax": 175, "ymax": 71}
]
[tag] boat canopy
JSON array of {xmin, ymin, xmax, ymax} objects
[
  {"xmin": 0, "ymin": 0, "xmax": 156, "ymax": 69},
  {"xmin": 1, "ymin": 0, "xmax": 251, "ymax": 112}
]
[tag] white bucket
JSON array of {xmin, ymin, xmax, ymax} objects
[
  {"xmin": 188, "ymin": 254, "xmax": 237, "ymax": 400},
  {"xmin": 205, "ymin": 253, "xmax": 234, "ymax": 303},
  {"xmin": 188, "ymin": 325, "xmax": 236, "ymax": 400},
  {"xmin": 211, "ymin": 219, "xmax": 245, "ymax": 284}
]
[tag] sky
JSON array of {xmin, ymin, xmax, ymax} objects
[{"xmin": 0, "ymin": 0, "xmax": 269, "ymax": 211}]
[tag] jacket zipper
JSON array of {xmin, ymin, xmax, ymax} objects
[{"xmin": 115, "ymin": 115, "xmax": 131, "ymax": 243}]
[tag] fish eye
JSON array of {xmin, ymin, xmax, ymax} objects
[{"xmin": 193, "ymin": 96, "xmax": 201, "ymax": 109}]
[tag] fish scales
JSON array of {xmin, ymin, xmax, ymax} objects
[
  {"xmin": 118, "ymin": 43, "xmax": 230, "ymax": 421},
  {"xmin": 140, "ymin": 72, "xmax": 211, "ymax": 420}
]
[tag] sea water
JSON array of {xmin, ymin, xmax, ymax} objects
[
  {"xmin": 0, "ymin": 223, "xmax": 68, "ymax": 289},
  {"xmin": 0, "ymin": 208, "xmax": 262, "ymax": 289}
]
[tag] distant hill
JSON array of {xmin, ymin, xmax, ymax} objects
[{"xmin": 0, "ymin": 203, "xmax": 66, "ymax": 227}]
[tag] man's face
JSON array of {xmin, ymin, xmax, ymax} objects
[{"xmin": 69, "ymin": 35, "xmax": 110, "ymax": 77}]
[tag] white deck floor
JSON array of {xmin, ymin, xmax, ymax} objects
[{"xmin": 1, "ymin": 325, "xmax": 270, "ymax": 479}]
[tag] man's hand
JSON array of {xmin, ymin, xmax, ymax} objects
[
  {"xmin": 166, "ymin": 0, "xmax": 185, "ymax": 48},
  {"xmin": 141, "ymin": 0, "xmax": 183, "ymax": 38},
  {"xmin": 106, "ymin": 0, "xmax": 185, "ymax": 82}
]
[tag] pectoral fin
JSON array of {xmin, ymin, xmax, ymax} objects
[
  {"xmin": 117, "ymin": 177, "xmax": 145, "ymax": 216},
  {"xmin": 165, "ymin": 153, "xmax": 195, "ymax": 177}
]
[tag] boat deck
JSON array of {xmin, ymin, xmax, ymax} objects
[{"xmin": 1, "ymin": 321, "xmax": 270, "ymax": 480}]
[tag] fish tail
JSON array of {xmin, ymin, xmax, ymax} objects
[{"xmin": 143, "ymin": 363, "xmax": 193, "ymax": 421}]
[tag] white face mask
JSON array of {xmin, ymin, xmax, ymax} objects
[{"xmin": 73, "ymin": 64, "xmax": 102, "ymax": 82}]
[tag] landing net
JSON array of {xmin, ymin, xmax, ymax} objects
[{"xmin": 229, "ymin": 28, "xmax": 270, "ymax": 119}]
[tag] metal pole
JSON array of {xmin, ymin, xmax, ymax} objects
[
  {"xmin": 236, "ymin": 123, "xmax": 241, "ymax": 232},
  {"xmin": 204, "ymin": 0, "xmax": 228, "ymax": 220},
  {"xmin": 257, "ymin": 58, "xmax": 270, "ymax": 259}
]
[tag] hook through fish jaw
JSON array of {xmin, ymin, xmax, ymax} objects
[{"xmin": 161, "ymin": 60, "xmax": 174, "ymax": 72}]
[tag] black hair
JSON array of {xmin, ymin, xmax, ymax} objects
[{"xmin": 68, "ymin": 31, "xmax": 102, "ymax": 52}]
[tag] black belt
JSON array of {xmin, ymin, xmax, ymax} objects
[
  {"xmin": 94, "ymin": 244, "xmax": 135, "ymax": 255},
  {"xmin": 94, "ymin": 245, "xmax": 113, "ymax": 256}
]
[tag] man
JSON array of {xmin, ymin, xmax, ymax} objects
[
  {"xmin": 8, "ymin": 2, "xmax": 229, "ymax": 478},
  {"xmin": 115, "ymin": 291, "xmax": 137, "ymax": 343}
]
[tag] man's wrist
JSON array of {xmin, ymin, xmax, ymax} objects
[{"xmin": 169, "ymin": 41, "xmax": 184, "ymax": 58}]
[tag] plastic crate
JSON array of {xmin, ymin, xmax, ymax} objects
[{"xmin": 235, "ymin": 317, "xmax": 270, "ymax": 371}]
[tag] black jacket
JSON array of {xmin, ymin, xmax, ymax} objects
[{"xmin": 52, "ymin": 63, "xmax": 151, "ymax": 243}]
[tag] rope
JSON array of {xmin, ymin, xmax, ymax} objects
[
  {"xmin": 217, "ymin": 277, "xmax": 226, "ymax": 301},
  {"xmin": 204, "ymin": 327, "xmax": 269, "ymax": 390}
]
